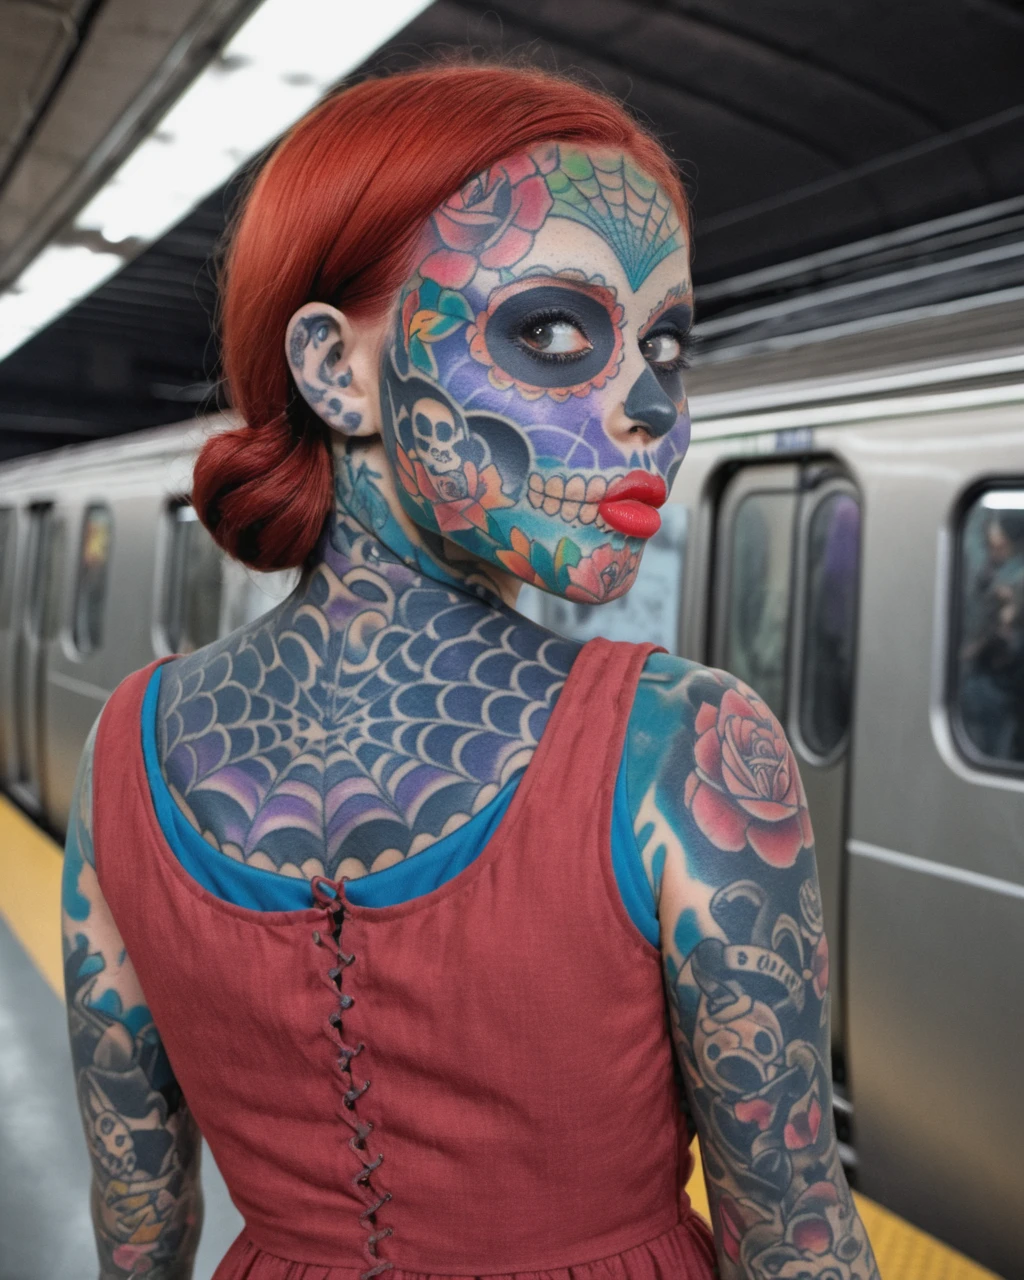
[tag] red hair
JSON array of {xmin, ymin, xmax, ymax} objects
[{"xmin": 194, "ymin": 64, "xmax": 690, "ymax": 571}]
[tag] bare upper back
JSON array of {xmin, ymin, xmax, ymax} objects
[{"xmin": 156, "ymin": 540, "xmax": 578, "ymax": 883}]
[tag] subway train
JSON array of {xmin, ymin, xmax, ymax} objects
[{"xmin": 2, "ymin": 295, "xmax": 1023, "ymax": 1279}]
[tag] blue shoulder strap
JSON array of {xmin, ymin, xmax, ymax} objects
[{"xmin": 143, "ymin": 664, "xmax": 658, "ymax": 941}]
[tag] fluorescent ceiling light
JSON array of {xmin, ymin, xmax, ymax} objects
[
  {"xmin": 0, "ymin": 0, "xmax": 433, "ymax": 361},
  {"xmin": 0, "ymin": 244, "xmax": 124, "ymax": 359}
]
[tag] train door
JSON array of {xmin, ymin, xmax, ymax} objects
[
  {"xmin": 710, "ymin": 462, "xmax": 860, "ymax": 1092},
  {"xmin": 11, "ymin": 503, "xmax": 64, "ymax": 811},
  {"xmin": 839, "ymin": 413, "xmax": 1024, "ymax": 1274},
  {"xmin": 0, "ymin": 505, "xmax": 15, "ymax": 776}
]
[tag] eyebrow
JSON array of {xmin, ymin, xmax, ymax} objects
[
  {"xmin": 512, "ymin": 269, "xmax": 606, "ymax": 289},
  {"xmin": 643, "ymin": 296, "xmax": 694, "ymax": 334},
  {"xmin": 511, "ymin": 268, "xmax": 693, "ymax": 328}
]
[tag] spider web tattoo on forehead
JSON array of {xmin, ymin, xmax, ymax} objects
[
  {"xmin": 159, "ymin": 528, "xmax": 575, "ymax": 880},
  {"xmin": 545, "ymin": 147, "xmax": 684, "ymax": 290}
]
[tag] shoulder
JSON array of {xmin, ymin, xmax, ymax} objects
[
  {"xmin": 65, "ymin": 714, "xmax": 101, "ymax": 884},
  {"xmin": 629, "ymin": 651, "xmax": 793, "ymax": 770},
  {"xmin": 628, "ymin": 652, "xmax": 766, "ymax": 793},
  {"xmin": 154, "ymin": 622, "xmax": 252, "ymax": 733},
  {"xmin": 626, "ymin": 655, "xmax": 813, "ymax": 891}
]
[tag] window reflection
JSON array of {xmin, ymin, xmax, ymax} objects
[
  {"xmin": 73, "ymin": 505, "xmax": 113, "ymax": 655},
  {"xmin": 0, "ymin": 508, "xmax": 13, "ymax": 628},
  {"xmin": 724, "ymin": 491, "xmax": 796, "ymax": 720},
  {"xmin": 800, "ymin": 492, "xmax": 860, "ymax": 758},
  {"xmin": 956, "ymin": 490, "xmax": 1024, "ymax": 766},
  {"xmin": 164, "ymin": 504, "xmax": 223, "ymax": 654},
  {"xmin": 25, "ymin": 506, "xmax": 59, "ymax": 638}
]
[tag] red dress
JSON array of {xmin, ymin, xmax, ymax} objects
[{"xmin": 93, "ymin": 637, "xmax": 717, "ymax": 1280}]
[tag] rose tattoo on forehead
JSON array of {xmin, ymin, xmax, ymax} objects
[
  {"xmin": 380, "ymin": 143, "xmax": 692, "ymax": 605},
  {"xmin": 419, "ymin": 151, "xmax": 554, "ymax": 289}
]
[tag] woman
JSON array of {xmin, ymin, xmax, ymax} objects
[{"xmin": 61, "ymin": 64, "xmax": 879, "ymax": 1280}]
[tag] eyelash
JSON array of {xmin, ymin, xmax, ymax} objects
[
  {"xmin": 513, "ymin": 308, "xmax": 694, "ymax": 372},
  {"xmin": 643, "ymin": 326, "xmax": 694, "ymax": 373},
  {"xmin": 514, "ymin": 308, "xmax": 593, "ymax": 364}
]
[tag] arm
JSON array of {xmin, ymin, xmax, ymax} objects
[
  {"xmin": 628, "ymin": 655, "xmax": 880, "ymax": 1279},
  {"xmin": 61, "ymin": 720, "xmax": 204, "ymax": 1279}
]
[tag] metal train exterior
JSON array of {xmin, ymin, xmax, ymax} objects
[{"xmin": 2, "ymin": 314, "xmax": 1023, "ymax": 1278}]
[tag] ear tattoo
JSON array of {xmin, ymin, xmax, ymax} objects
[{"xmin": 290, "ymin": 311, "xmax": 364, "ymax": 434}]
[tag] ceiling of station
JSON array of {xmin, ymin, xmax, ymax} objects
[
  {"xmin": 1, "ymin": 0, "xmax": 1023, "ymax": 460},
  {"xmin": 0, "ymin": 0, "xmax": 259, "ymax": 292}
]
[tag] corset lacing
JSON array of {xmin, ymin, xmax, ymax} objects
[{"xmin": 312, "ymin": 876, "xmax": 394, "ymax": 1279}]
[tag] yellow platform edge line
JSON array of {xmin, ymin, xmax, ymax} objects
[
  {"xmin": 0, "ymin": 794, "xmax": 64, "ymax": 998},
  {"xmin": 683, "ymin": 1157, "xmax": 1000, "ymax": 1279},
  {"xmin": 0, "ymin": 795, "xmax": 1004, "ymax": 1278}
]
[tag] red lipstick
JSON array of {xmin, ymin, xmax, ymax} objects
[{"xmin": 598, "ymin": 470, "xmax": 667, "ymax": 538}]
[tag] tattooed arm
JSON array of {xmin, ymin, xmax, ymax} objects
[
  {"xmin": 61, "ymin": 721, "xmax": 203, "ymax": 1279},
  {"xmin": 629, "ymin": 655, "xmax": 879, "ymax": 1279}
]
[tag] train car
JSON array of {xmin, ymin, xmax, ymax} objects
[
  {"xmin": 0, "ymin": 424, "xmax": 297, "ymax": 831},
  {"xmin": 2, "ymin": 300, "xmax": 1023, "ymax": 1278}
]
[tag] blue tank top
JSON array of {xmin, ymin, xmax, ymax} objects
[{"xmin": 142, "ymin": 665, "xmax": 658, "ymax": 944}]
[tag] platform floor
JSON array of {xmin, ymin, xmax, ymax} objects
[{"xmin": 0, "ymin": 794, "xmax": 1003, "ymax": 1279}]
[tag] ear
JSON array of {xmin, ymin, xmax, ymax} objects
[{"xmin": 285, "ymin": 302, "xmax": 379, "ymax": 438}]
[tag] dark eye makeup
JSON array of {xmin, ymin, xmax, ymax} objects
[
  {"xmin": 514, "ymin": 307, "xmax": 594, "ymax": 363},
  {"xmin": 640, "ymin": 326, "xmax": 693, "ymax": 373},
  {"xmin": 637, "ymin": 302, "xmax": 694, "ymax": 403},
  {"xmin": 640, "ymin": 302, "xmax": 694, "ymax": 387},
  {"xmin": 485, "ymin": 284, "xmax": 619, "ymax": 390}
]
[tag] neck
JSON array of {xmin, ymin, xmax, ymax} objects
[{"xmin": 312, "ymin": 437, "xmax": 518, "ymax": 612}]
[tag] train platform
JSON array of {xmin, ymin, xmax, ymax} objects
[{"xmin": 0, "ymin": 793, "xmax": 1003, "ymax": 1280}]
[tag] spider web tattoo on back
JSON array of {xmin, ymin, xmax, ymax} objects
[{"xmin": 158, "ymin": 524, "xmax": 577, "ymax": 882}]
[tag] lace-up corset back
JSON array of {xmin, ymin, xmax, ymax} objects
[{"xmin": 92, "ymin": 638, "xmax": 715, "ymax": 1280}]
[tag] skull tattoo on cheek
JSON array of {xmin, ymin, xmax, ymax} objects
[
  {"xmin": 411, "ymin": 397, "xmax": 470, "ymax": 502},
  {"xmin": 378, "ymin": 143, "xmax": 693, "ymax": 602}
]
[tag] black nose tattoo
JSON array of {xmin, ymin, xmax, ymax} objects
[{"xmin": 624, "ymin": 366, "xmax": 678, "ymax": 437}]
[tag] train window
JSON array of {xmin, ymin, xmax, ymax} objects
[
  {"xmin": 953, "ymin": 488, "xmax": 1024, "ymax": 768},
  {"xmin": 0, "ymin": 508, "xmax": 13, "ymax": 628},
  {"xmin": 723, "ymin": 491, "xmax": 796, "ymax": 720},
  {"xmin": 24, "ymin": 506, "xmax": 57, "ymax": 637},
  {"xmin": 799, "ymin": 491, "xmax": 860, "ymax": 757},
  {"xmin": 163, "ymin": 503, "xmax": 223, "ymax": 653},
  {"xmin": 43, "ymin": 515, "xmax": 67, "ymax": 641},
  {"xmin": 73, "ymin": 505, "xmax": 113, "ymax": 655}
]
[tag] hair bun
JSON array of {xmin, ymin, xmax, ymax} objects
[{"xmin": 192, "ymin": 417, "xmax": 333, "ymax": 571}]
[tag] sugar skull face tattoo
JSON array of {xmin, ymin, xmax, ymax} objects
[{"xmin": 380, "ymin": 144, "xmax": 693, "ymax": 604}]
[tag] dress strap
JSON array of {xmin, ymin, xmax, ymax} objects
[
  {"xmin": 92, "ymin": 657, "xmax": 167, "ymax": 900},
  {"xmin": 513, "ymin": 636, "xmax": 662, "ymax": 814},
  {"xmin": 497, "ymin": 637, "xmax": 664, "ymax": 947}
]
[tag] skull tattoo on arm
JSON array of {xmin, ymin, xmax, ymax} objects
[{"xmin": 62, "ymin": 724, "xmax": 203, "ymax": 1278}]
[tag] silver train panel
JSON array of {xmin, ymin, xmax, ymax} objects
[
  {"xmin": 668, "ymin": 398, "xmax": 1024, "ymax": 1278},
  {"xmin": 0, "ymin": 422, "xmax": 287, "ymax": 826},
  {"xmin": 846, "ymin": 851, "xmax": 1024, "ymax": 1279},
  {"xmin": 840, "ymin": 405, "xmax": 1024, "ymax": 1278}
]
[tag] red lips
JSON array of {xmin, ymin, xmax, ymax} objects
[{"xmin": 598, "ymin": 470, "xmax": 667, "ymax": 538}]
